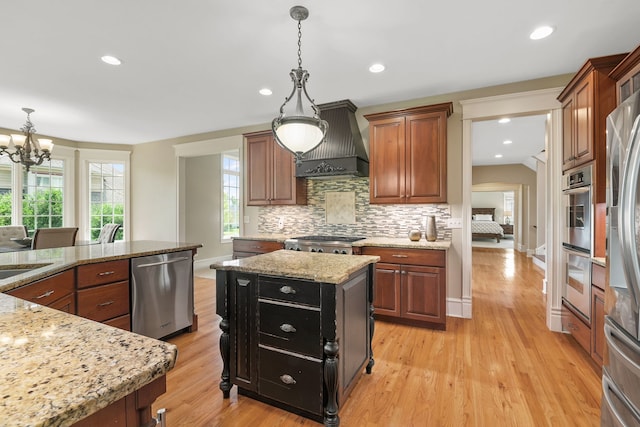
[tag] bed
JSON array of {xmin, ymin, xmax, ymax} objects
[{"xmin": 472, "ymin": 208, "xmax": 504, "ymax": 243}]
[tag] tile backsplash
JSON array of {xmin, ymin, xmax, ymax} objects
[{"xmin": 258, "ymin": 177, "xmax": 451, "ymax": 241}]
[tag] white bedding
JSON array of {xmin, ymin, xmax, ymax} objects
[{"xmin": 471, "ymin": 220, "xmax": 504, "ymax": 236}]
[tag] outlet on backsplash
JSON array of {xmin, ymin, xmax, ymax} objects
[{"xmin": 277, "ymin": 217, "xmax": 285, "ymax": 230}]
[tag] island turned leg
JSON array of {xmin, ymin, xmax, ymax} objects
[
  {"xmin": 219, "ymin": 318, "xmax": 231, "ymax": 398},
  {"xmin": 323, "ymin": 339, "xmax": 340, "ymax": 427},
  {"xmin": 366, "ymin": 302, "xmax": 375, "ymax": 374}
]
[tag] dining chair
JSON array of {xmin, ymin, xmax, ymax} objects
[
  {"xmin": 97, "ymin": 223, "xmax": 121, "ymax": 243},
  {"xmin": 31, "ymin": 227, "xmax": 79, "ymax": 249}
]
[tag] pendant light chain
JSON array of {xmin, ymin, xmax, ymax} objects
[{"xmin": 297, "ymin": 19, "xmax": 303, "ymax": 69}]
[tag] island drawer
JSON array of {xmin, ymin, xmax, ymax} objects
[
  {"xmin": 233, "ymin": 239, "xmax": 283, "ymax": 254},
  {"xmin": 7, "ymin": 269, "xmax": 75, "ymax": 307},
  {"xmin": 259, "ymin": 278, "xmax": 320, "ymax": 307},
  {"xmin": 77, "ymin": 260, "xmax": 129, "ymax": 289},
  {"xmin": 258, "ymin": 346, "xmax": 323, "ymax": 416},
  {"xmin": 361, "ymin": 247, "xmax": 446, "ymax": 267},
  {"xmin": 77, "ymin": 280, "xmax": 130, "ymax": 322},
  {"xmin": 259, "ymin": 300, "xmax": 322, "ymax": 358}
]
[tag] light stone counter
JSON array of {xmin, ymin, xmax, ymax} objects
[
  {"xmin": 0, "ymin": 293, "xmax": 177, "ymax": 426},
  {"xmin": 0, "ymin": 240, "xmax": 202, "ymax": 293},
  {"xmin": 592, "ymin": 257, "xmax": 606, "ymax": 267},
  {"xmin": 354, "ymin": 237, "xmax": 451, "ymax": 250},
  {"xmin": 211, "ymin": 249, "xmax": 379, "ymax": 284}
]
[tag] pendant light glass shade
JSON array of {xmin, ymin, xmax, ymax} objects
[{"xmin": 272, "ymin": 6, "xmax": 328, "ymax": 165}]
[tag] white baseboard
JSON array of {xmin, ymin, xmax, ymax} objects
[
  {"xmin": 447, "ymin": 296, "xmax": 472, "ymax": 319},
  {"xmin": 532, "ymin": 256, "xmax": 546, "ymax": 272},
  {"xmin": 548, "ymin": 305, "xmax": 563, "ymax": 332},
  {"xmin": 194, "ymin": 255, "xmax": 232, "ymax": 271}
]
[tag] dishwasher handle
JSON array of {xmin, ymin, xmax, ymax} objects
[{"xmin": 136, "ymin": 256, "xmax": 191, "ymax": 269}]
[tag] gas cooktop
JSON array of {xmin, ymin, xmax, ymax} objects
[{"xmin": 288, "ymin": 235, "xmax": 366, "ymax": 243}]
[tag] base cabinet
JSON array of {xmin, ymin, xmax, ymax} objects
[
  {"xmin": 216, "ymin": 267, "xmax": 374, "ymax": 426},
  {"xmin": 232, "ymin": 239, "xmax": 284, "ymax": 259},
  {"xmin": 361, "ymin": 247, "xmax": 446, "ymax": 329},
  {"xmin": 6, "ymin": 269, "xmax": 76, "ymax": 313}
]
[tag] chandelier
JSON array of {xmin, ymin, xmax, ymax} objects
[
  {"xmin": 0, "ymin": 108, "xmax": 53, "ymax": 172},
  {"xmin": 272, "ymin": 5, "xmax": 328, "ymax": 166}
]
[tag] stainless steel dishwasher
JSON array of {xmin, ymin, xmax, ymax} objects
[{"xmin": 131, "ymin": 250, "xmax": 194, "ymax": 339}]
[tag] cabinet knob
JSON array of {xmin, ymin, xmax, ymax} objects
[
  {"xmin": 279, "ymin": 374, "xmax": 297, "ymax": 385},
  {"xmin": 279, "ymin": 285, "xmax": 296, "ymax": 295},
  {"xmin": 280, "ymin": 323, "xmax": 297, "ymax": 333}
]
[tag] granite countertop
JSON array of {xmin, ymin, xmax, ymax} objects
[
  {"xmin": 233, "ymin": 234, "xmax": 451, "ymax": 250},
  {"xmin": 0, "ymin": 293, "xmax": 177, "ymax": 426},
  {"xmin": 592, "ymin": 257, "xmax": 606, "ymax": 267},
  {"xmin": 0, "ymin": 240, "xmax": 202, "ymax": 293},
  {"xmin": 212, "ymin": 250, "xmax": 379, "ymax": 284}
]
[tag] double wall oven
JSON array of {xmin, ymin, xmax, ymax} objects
[{"xmin": 562, "ymin": 165, "xmax": 593, "ymax": 322}]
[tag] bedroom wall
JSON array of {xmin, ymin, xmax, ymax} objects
[{"xmin": 471, "ymin": 192, "xmax": 508, "ymax": 223}]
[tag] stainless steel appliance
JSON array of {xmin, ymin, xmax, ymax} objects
[
  {"xmin": 602, "ymin": 90, "xmax": 640, "ymax": 426},
  {"xmin": 562, "ymin": 165, "xmax": 593, "ymax": 321},
  {"xmin": 131, "ymin": 250, "xmax": 194, "ymax": 340},
  {"xmin": 284, "ymin": 235, "xmax": 366, "ymax": 254}
]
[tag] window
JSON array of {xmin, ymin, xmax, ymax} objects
[
  {"xmin": 222, "ymin": 152, "xmax": 240, "ymax": 240},
  {"xmin": 0, "ymin": 157, "xmax": 12, "ymax": 225},
  {"xmin": 88, "ymin": 162, "xmax": 125, "ymax": 241},
  {"xmin": 22, "ymin": 159, "xmax": 65, "ymax": 234}
]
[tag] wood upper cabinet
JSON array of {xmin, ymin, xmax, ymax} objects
[
  {"xmin": 558, "ymin": 54, "xmax": 626, "ymax": 172},
  {"xmin": 245, "ymin": 130, "xmax": 307, "ymax": 206},
  {"xmin": 365, "ymin": 103, "xmax": 452, "ymax": 204},
  {"xmin": 609, "ymin": 44, "xmax": 640, "ymax": 104}
]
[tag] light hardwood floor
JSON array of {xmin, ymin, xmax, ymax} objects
[{"xmin": 153, "ymin": 248, "xmax": 601, "ymax": 426}]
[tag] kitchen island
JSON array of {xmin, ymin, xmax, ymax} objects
[
  {"xmin": 212, "ymin": 250, "xmax": 379, "ymax": 427},
  {"xmin": 0, "ymin": 240, "xmax": 201, "ymax": 426}
]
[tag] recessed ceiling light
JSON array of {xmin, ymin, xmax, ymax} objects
[
  {"xmin": 530, "ymin": 26, "xmax": 554, "ymax": 40},
  {"xmin": 369, "ymin": 63, "xmax": 385, "ymax": 73},
  {"xmin": 495, "ymin": 154, "xmax": 503, "ymax": 158},
  {"xmin": 259, "ymin": 88, "xmax": 273, "ymax": 96},
  {"xmin": 498, "ymin": 118, "xmax": 511, "ymax": 124},
  {"xmin": 503, "ymin": 140, "xmax": 513, "ymax": 145},
  {"xmin": 101, "ymin": 55, "xmax": 122, "ymax": 66}
]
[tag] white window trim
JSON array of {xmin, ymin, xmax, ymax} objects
[
  {"xmin": 221, "ymin": 150, "xmax": 240, "ymax": 243},
  {"xmin": 78, "ymin": 148, "xmax": 131, "ymax": 241},
  {"xmin": 12, "ymin": 145, "xmax": 76, "ymax": 228}
]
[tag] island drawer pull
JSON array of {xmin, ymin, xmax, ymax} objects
[
  {"xmin": 392, "ymin": 254, "xmax": 409, "ymax": 258},
  {"xmin": 97, "ymin": 271, "xmax": 115, "ymax": 277},
  {"xmin": 98, "ymin": 300, "xmax": 115, "ymax": 307},
  {"xmin": 36, "ymin": 290, "xmax": 54, "ymax": 299},
  {"xmin": 280, "ymin": 323, "xmax": 297, "ymax": 333},
  {"xmin": 279, "ymin": 285, "xmax": 296, "ymax": 295},
  {"xmin": 280, "ymin": 374, "xmax": 297, "ymax": 385}
]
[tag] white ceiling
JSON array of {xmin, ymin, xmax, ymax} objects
[{"xmin": 0, "ymin": 1, "xmax": 639, "ymax": 148}]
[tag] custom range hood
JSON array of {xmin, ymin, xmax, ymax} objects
[{"xmin": 295, "ymin": 99, "xmax": 369, "ymax": 178}]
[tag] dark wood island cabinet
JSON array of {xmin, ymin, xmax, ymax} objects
[{"xmin": 213, "ymin": 250, "xmax": 379, "ymax": 426}]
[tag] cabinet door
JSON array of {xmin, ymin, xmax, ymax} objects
[
  {"xmin": 401, "ymin": 265, "xmax": 445, "ymax": 325},
  {"xmin": 562, "ymin": 97, "xmax": 575, "ymax": 171},
  {"xmin": 230, "ymin": 273, "xmax": 258, "ymax": 391},
  {"xmin": 271, "ymin": 141, "xmax": 297, "ymax": 204},
  {"xmin": 372, "ymin": 262, "xmax": 401, "ymax": 317},
  {"xmin": 246, "ymin": 133, "xmax": 272, "ymax": 206},
  {"xmin": 592, "ymin": 286, "xmax": 605, "ymax": 366},
  {"xmin": 405, "ymin": 111, "xmax": 447, "ymax": 203},
  {"xmin": 369, "ymin": 117, "xmax": 406, "ymax": 204},
  {"xmin": 573, "ymin": 74, "xmax": 594, "ymax": 166}
]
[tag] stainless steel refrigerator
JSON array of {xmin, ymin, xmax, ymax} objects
[{"xmin": 603, "ymin": 90, "xmax": 640, "ymax": 426}]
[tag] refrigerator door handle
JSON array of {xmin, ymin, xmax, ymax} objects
[
  {"xmin": 618, "ymin": 115, "xmax": 640, "ymax": 308},
  {"xmin": 602, "ymin": 373, "xmax": 640, "ymax": 424},
  {"xmin": 605, "ymin": 320, "xmax": 640, "ymax": 372},
  {"xmin": 136, "ymin": 256, "xmax": 191, "ymax": 269}
]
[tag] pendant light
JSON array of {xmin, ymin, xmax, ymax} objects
[{"xmin": 272, "ymin": 5, "xmax": 328, "ymax": 166}]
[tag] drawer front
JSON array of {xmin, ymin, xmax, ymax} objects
[
  {"xmin": 48, "ymin": 293, "xmax": 76, "ymax": 314},
  {"xmin": 562, "ymin": 303, "xmax": 590, "ymax": 353},
  {"xmin": 259, "ymin": 346, "xmax": 323, "ymax": 416},
  {"xmin": 233, "ymin": 239, "xmax": 283, "ymax": 254},
  {"xmin": 77, "ymin": 280, "xmax": 130, "ymax": 322},
  {"xmin": 77, "ymin": 260, "xmax": 129, "ymax": 289},
  {"xmin": 259, "ymin": 278, "xmax": 320, "ymax": 307},
  {"xmin": 259, "ymin": 301, "xmax": 321, "ymax": 358},
  {"xmin": 592, "ymin": 263, "xmax": 606, "ymax": 290},
  {"xmin": 103, "ymin": 314, "xmax": 131, "ymax": 331},
  {"xmin": 7, "ymin": 269, "xmax": 75, "ymax": 307},
  {"xmin": 361, "ymin": 247, "xmax": 446, "ymax": 267}
]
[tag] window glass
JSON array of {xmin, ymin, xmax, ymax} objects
[
  {"xmin": 88, "ymin": 161, "xmax": 125, "ymax": 241},
  {"xmin": 222, "ymin": 152, "xmax": 240, "ymax": 240},
  {"xmin": 22, "ymin": 159, "xmax": 64, "ymax": 234},
  {"xmin": 0, "ymin": 157, "xmax": 12, "ymax": 225}
]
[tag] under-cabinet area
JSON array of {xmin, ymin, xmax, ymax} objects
[{"xmin": 213, "ymin": 250, "xmax": 378, "ymax": 426}]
